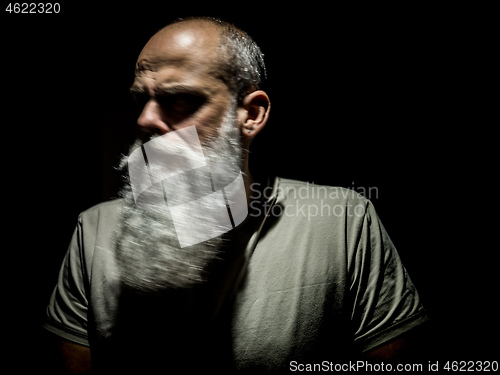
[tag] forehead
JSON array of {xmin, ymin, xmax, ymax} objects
[{"xmin": 135, "ymin": 23, "xmax": 223, "ymax": 88}]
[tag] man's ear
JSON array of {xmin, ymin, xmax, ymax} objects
[{"xmin": 237, "ymin": 90, "xmax": 270, "ymax": 139}]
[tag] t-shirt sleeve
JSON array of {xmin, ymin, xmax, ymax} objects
[
  {"xmin": 43, "ymin": 216, "xmax": 89, "ymax": 346},
  {"xmin": 350, "ymin": 201, "xmax": 428, "ymax": 353}
]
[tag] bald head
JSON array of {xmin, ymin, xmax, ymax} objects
[
  {"xmin": 137, "ymin": 17, "xmax": 266, "ymax": 102},
  {"xmin": 137, "ymin": 19, "xmax": 221, "ymax": 74}
]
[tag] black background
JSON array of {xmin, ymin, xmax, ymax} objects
[{"xmin": 1, "ymin": 2, "xmax": 497, "ymax": 370}]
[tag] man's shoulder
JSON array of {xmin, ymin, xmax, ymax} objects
[
  {"xmin": 78, "ymin": 198, "xmax": 124, "ymax": 226},
  {"xmin": 81, "ymin": 198, "xmax": 124, "ymax": 214}
]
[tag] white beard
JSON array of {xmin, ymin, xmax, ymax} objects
[{"xmin": 115, "ymin": 101, "xmax": 244, "ymax": 292}]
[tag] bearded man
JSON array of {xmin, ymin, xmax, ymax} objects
[{"xmin": 43, "ymin": 17, "xmax": 429, "ymax": 374}]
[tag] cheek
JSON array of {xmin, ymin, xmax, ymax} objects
[{"xmin": 192, "ymin": 101, "xmax": 231, "ymax": 140}]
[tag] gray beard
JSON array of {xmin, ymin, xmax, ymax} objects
[{"xmin": 115, "ymin": 102, "xmax": 244, "ymax": 293}]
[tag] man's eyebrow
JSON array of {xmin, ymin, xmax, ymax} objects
[
  {"xmin": 154, "ymin": 85, "xmax": 208, "ymax": 97},
  {"xmin": 129, "ymin": 84, "xmax": 209, "ymax": 98}
]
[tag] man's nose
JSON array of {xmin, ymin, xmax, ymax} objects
[{"xmin": 137, "ymin": 99, "xmax": 171, "ymax": 135}]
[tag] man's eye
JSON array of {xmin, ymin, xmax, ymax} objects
[{"xmin": 157, "ymin": 94, "xmax": 206, "ymax": 116}]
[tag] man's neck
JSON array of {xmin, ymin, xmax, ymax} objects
[{"xmin": 242, "ymin": 162, "xmax": 255, "ymax": 205}]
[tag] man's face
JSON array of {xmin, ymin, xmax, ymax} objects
[
  {"xmin": 116, "ymin": 23, "xmax": 246, "ymax": 293},
  {"xmin": 130, "ymin": 23, "xmax": 234, "ymax": 143}
]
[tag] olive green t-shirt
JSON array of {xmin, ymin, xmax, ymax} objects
[{"xmin": 44, "ymin": 177, "xmax": 428, "ymax": 373}]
